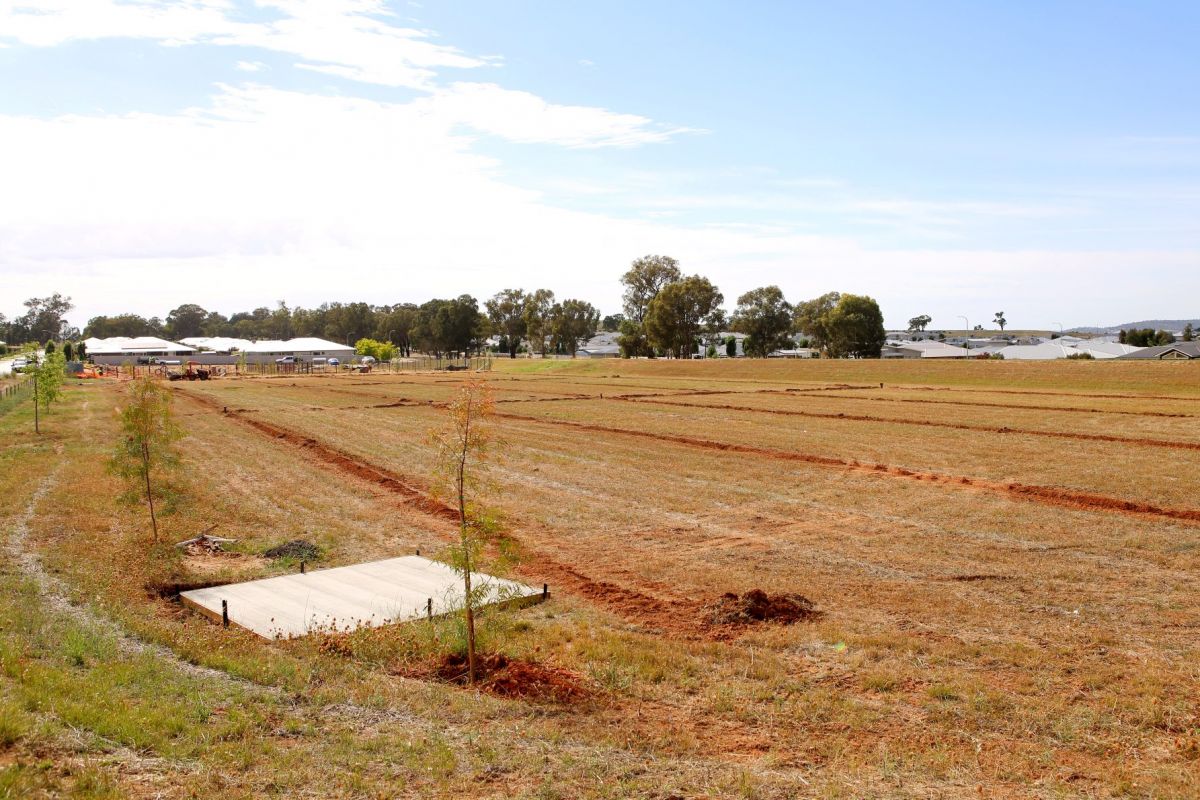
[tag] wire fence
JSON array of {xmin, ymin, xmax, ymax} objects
[{"xmin": 0, "ymin": 375, "xmax": 33, "ymax": 415}]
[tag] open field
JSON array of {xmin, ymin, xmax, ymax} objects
[{"xmin": 2, "ymin": 359, "xmax": 1199, "ymax": 798}]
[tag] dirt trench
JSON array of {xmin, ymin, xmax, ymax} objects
[
  {"xmin": 622, "ymin": 396, "xmax": 1200, "ymax": 451},
  {"xmin": 798, "ymin": 392, "xmax": 1199, "ymax": 419},
  {"xmin": 492, "ymin": 411, "xmax": 1200, "ymax": 526},
  {"xmin": 177, "ymin": 389, "xmax": 723, "ymax": 638}
]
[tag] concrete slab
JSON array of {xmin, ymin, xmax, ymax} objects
[{"xmin": 181, "ymin": 555, "xmax": 543, "ymax": 639}]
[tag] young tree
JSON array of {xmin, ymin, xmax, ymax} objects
[
  {"xmin": 355, "ymin": 338, "xmax": 397, "ymax": 361},
  {"xmin": 725, "ymin": 335, "xmax": 737, "ymax": 358},
  {"xmin": 109, "ymin": 377, "xmax": 184, "ymax": 543},
  {"xmin": 485, "ymin": 289, "xmax": 530, "ymax": 359},
  {"xmin": 1183, "ymin": 323, "xmax": 1194, "ymax": 342},
  {"xmin": 644, "ymin": 275, "xmax": 724, "ymax": 359},
  {"xmin": 1118, "ymin": 328, "xmax": 1127, "ymax": 344},
  {"xmin": 428, "ymin": 380, "xmax": 499, "ymax": 685},
  {"xmin": 31, "ymin": 352, "xmax": 66, "ymax": 433},
  {"xmin": 549, "ymin": 299, "xmax": 600, "ymax": 357},
  {"xmin": 907, "ymin": 314, "xmax": 932, "ymax": 332},
  {"xmin": 731, "ymin": 286, "xmax": 793, "ymax": 357},
  {"xmin": 993, "ymin": 311, "xmax": 1007, "ymax": 331}
]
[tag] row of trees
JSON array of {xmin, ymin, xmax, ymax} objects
[
  {"xmin": 1119, "ymin": 327, "xmax": 1188, "ymax": 346},
  {"xmin": 613, "ymin": 256, "xmax": 886, "ymax": 358},
  {"xmin": 10, "ymin": 257, "xmax": 889, "ymax": 358}
]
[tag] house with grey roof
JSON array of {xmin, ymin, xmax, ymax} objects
[{"xmin": 1116, "ymin": 342, "xmax": 1200, "ymax": 360}]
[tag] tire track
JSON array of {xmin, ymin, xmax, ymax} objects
[
  {"xmin": 492, "ymin": 411, "xmax": 1200, "ymax": 526},
  {"xmin": 621, "ymin": 397, "xmax": 1200, "ymax": 451}
]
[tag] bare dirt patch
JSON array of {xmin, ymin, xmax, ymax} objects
[
  {"xmin": 395, "ymin": 653, "xmax": 592, "ymax": 703},
  {"xmin": 705, "ymin": 589, "xmax": 821, "ymax": 626}
]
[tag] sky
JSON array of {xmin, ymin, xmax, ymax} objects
[{"xmin": 1, "ymin": 0, "xmax": 1197, "ymax": 332}]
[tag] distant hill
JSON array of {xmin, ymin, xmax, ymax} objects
[{"xmin": 1071, "ymin": 319, "xmax": 1200, "ymax": 334}]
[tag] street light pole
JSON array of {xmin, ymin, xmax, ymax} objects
[{"xmin": 958, "ymin": 316, "xmax": 969, "ymax": 349}]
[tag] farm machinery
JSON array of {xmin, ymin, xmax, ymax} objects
[{"xmin": 168, "ymin": 361, "xmax": 214, "ymax": 381}]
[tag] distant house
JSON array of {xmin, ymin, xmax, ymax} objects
[
  {"xmin": 996, "ymin": 342, "xmax": 1079, "ymax": 360},
  {"xmin": 239, "ymin": 338, "xmax": 355, "ymax": 365},
  {"xmin": 882, "ymin": 341, "xmax": 970, "ymax": 359},
  {"xmin": 577, "ymin": 332, "xmax": 621, "ymax": 358},
  {"xmin": 179, "ymin": 336, "xmax": 255, "ymax": 353},
  {"xmin": 1116, "ymin": 342, "xmax": 1200, "ymax": 360},
  {"xmin": 1071, "ymin": 341, "xmax": 1142, "ymax": 359},
  {"xmin": 87, "ymin": 336, "xmax": 197, "ymax": 365}
]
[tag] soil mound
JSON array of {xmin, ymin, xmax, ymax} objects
[
  {"xmin": 433, "ymin": 653, "xmax": 590, "ymax": 703},
  {"xmin": 264, "ymin": 539, "xmax": 321, "ymax": 561},
  {"xmin": 707, "ymin": 589, "xmax": 820, "ymax": 626}
]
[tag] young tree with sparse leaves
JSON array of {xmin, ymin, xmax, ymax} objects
[
  {"xmin": 428, "ymin": 380, "xmax": 499, "ymax": 685},
  {"xmin": 109, "ymin": 377, "xmax": 184, "ymax": 543},
  {"xmin": 31, "ymin": 352, "xmax": 66, "ymax": 433}
]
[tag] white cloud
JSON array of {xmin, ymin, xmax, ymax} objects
[
  {"xmin": 235, "ymin": 59, "xmax": 266, "ymax": 72},
  {"xmin": 420, "ymin": 82, "xmax": 702, "ymax": 148},
  {"xmin": 0, "ymin": 0, "xmax": 492, "ymax": 89},
  {"xmin": 0, "ymin": 84, "xmax": 1194, "ymax": 329}
]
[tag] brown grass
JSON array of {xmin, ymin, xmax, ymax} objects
[{"xmin": 2, "ymin": 359, "xmax": 1198, "ymax": 798}]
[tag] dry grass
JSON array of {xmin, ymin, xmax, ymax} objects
[{"xmin": 1, "ymin": 360, "xmax": 1198, "ymax": 798}]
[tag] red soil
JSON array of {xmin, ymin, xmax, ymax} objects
[
  {"xmin": 494, "ymin": 411, "xmax": 1200, "ymax": 525},
  {"xmin": 706, "ymin": 589, "xmax": 821, "ymax": 626},
  {"xmin": 800, "ymin": 393, "xmax": 1198, "ymax": 419},
  {"xmin": 623, "ymin": 396, "xmax": 1200, "ymax": 451},
  {"xmin": 423, "ymin": 652, "xmax": 592, "ymax": 703}
]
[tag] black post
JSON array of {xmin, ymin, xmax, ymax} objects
[
  {"xmin": 221, "ymin": 599, "xmax": 229, "ymax": 628},
  {"xmin": 543, "ymin": 583, "xmax": 548, "ymax": 601},
  {"xmin": 426, "ymin": 598, "xmax": 433, "ymax": 620},
  {"xmin": 300, "ymin": 560, "xmax": 305, "ymax": 574},
  {"xmin": 416, "ymin": 548, "xmax": 420, "ymax": 556}
]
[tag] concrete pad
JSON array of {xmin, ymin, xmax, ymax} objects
[{"xmin": 181, "ymin": 555, "xmax": 543, "ymax": 639}]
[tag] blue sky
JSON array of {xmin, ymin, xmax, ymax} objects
[{"xmin": 1, "ymin": 0, "xmax": 1197, "ymax": 330}]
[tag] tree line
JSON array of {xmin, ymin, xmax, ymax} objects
[{"xmin": 6, "ymin": 256, "xmax": 889, "ymax": 358}]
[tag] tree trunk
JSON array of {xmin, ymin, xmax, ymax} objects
[{"xmin": 142, "ymin": 442, "xmax": 158, "ymax": 543}]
